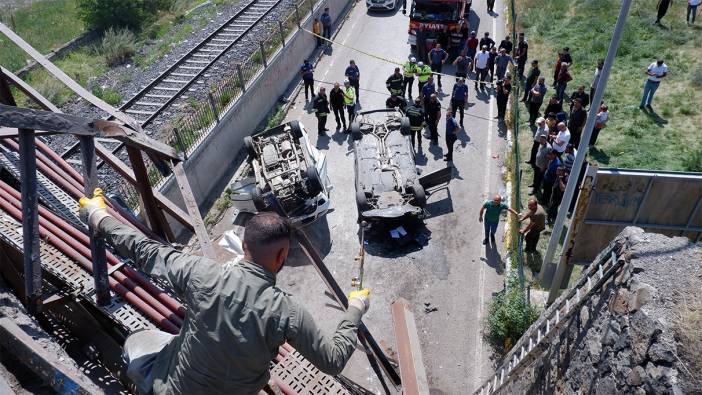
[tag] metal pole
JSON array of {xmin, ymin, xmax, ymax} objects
[
  {"xmin": 80, "ymin": 136, "xmax": 111, "ymax": 306},
  {"xmin": 236, "ymin": 64, "xmax": 246, "ymax": 92},
  {"xmin": 540, "ymin": 0, "xmax": 632, "ymax": 286},
  {"xmin": 294, "ymin": 3, "xmax": 301, "ymax": 27},
  {"xmin": 207, "ymin": 93, "xmax": 220, "ymax": 123},
  {"xmin": 172, "ymin": 128, "xmax": 188, "ymax": 160},
  {"xmin": 259, "ymin": 41, "xmax": 268, "ymax": 68},
  {"xmin": 19, "ymin": 130, "xmax": 42, "ymax": 314},
  {"xmin": 278, "ymin": 20, "xmax": 286, "ymax": 46}
]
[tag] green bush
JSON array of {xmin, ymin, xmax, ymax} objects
[
  {"xmin": 92, "ymin": 85, "xmax": 122, "ymax": 105},
  {"xmin": 683, "ymin": 148, "xmax": 702, "ymax": 172},
  {"xmin": 484, "ymin": 273, "xmax": 540, "ymax": 354},
  {"xmin": 77, "ymin": 0, "xmax": 172, "ymax": 31},
  {"xmin": 101, "ymin": 27, "xmax": 136, "ymax": 66},
  {"xmin": 691, "ymin": 68, "xmax": 702, "ymax": 88}
]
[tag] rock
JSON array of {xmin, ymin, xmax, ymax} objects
[
  {"xmin": 648, "ymin": 342, "xmax": 676, "ymax": 364},
  {"xmin": 595, "ymin": 375, "xmax": 616, "ymax": 395},
  {"xmin": 628, "ymin": 279, "xmax": 656, "ymax": 313},
  {"xmin": 610, "ymin": 289, "xmax": 629, "ymax": 315},
  {"xmin": 587, "ymin": 337, "xmax": 602, "ymax": 359},
  {"xmin": 626, "ymin": 365, "xmax": 645, "ymax": 386}
]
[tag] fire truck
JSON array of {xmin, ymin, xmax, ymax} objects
[{"xmin": 403, "ymin": 0, "xmax": 471, "ymax": 60}]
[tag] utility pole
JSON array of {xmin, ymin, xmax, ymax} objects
[{"xmin": 540, "ymin": 0, "xmax": 633, "ymax": 293}]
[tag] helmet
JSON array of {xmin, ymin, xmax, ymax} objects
[
  {"xmin": 417, "ymin": 61, "xmax": 424, "ymax": 67},
  {"xmin": 343, "ymin": 80, "xmax": 350, "ymax": 85},
  {"xmin": 410, "ymin": 57, "xmax": 417, "ymax": 63}
]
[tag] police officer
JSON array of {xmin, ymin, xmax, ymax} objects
[
  {"xmin": 421, "ymin": 75, "xmax": 436, "ymax": 108},
  {"xmin": 78, "ymin": 194, "xmax": 371, "ymax": 395},
  {"xmin": 344, "ymin": 60, "xmax": 360, "ymax": 101},
  {"xmin": 329, "ymin": 82, "xmax": 346, "ymax": 130},
  {"xmin": 416, "ymin": 61, "xmax": 432, "ymax": 94},
  {"xmin": 451, "ymin": 77, "xmax": 468, "ymax": 127},
  {"xmin": 343, "ymin": 80, "xmax": 356, "ymax": 125},
  {"xmin": 313, "ymin": 86, "xmax": 330, "ymax": 137},
  {"xmin": 405, "ymin": 97, "xmax": 426, "ymax": 151},
  {"xmin": 300, "ymin": 60, "xmax": 314, "ymax": 101},
  {"xmin": 386, "ymin": 93, "xmax": 407, "ymax": 112},
  {"xmin": 425, "ymin": 93, "xmax": 442, "ymax": 145},
  {"xmin": 402, "ymin": 57, "xmax": 418, "ymax": 99},
  {"xmin": 386, "ymin": 67, "xmax": 404, "ymax": 96}
]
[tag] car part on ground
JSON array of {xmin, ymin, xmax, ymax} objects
[
  {"xmin": 351, "ymin": 109, "xmax": 426, "ymax": 224},
  {"xmin": 243, "ymin": 121, "xmax": 331, "ymax": 224}
]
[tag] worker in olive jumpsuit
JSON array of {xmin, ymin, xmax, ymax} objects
[{"xmin": 79, "ymin": 189, "xmax": 370, "ymax": 395}]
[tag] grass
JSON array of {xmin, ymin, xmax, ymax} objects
[
  {"xmin": 0, "ymin": 0, "xmax": 86, "ymax": 72},
  {"xmin": 204, "ymin": 186, "xmax": 233, "ymax": 227},
  {"xmin": 515, "ymin": 0, "xmax": 702, "ymax": 173},
  {"xmin": 674, "ymin": 293, "xmax": 702, "ymax": 392}
]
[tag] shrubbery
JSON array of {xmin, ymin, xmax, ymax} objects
[
  {"xmin": 683, "ymin": 148, "xmax": 702, "ymax": 173},
  {"xmin": 484, "ymin": 273, "xmax": 540, "ymax": 354},
  {"xmin": 78, "ymin": 0, "xmax": 172, "ymax": 31},
  {"xmin": 101, "ymin": 27, "xmax": 136, "ymax": 66}
]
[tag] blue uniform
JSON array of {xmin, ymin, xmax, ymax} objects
[
  {"xmin": 422, "ymin": 83, "xmax": 436, "ymax": 103},
  {"xmin": 451, "ymin": 83, "xmax": 468, "ymax": 125}
]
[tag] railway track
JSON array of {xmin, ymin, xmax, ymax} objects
[{"xmin": 61, "ymin": 0, "xmax": 287, "ymax": 163}]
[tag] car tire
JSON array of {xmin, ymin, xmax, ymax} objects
[
  {"xmin": 356, "ymin": 189, "xmax": 370, "ymax": 212},
  {"xmin": 400, "ymin": 117, "xmax": 411, "ymax": 135},
  {"xmin": 411, "ymin": 181, "xmax": 426, "ymax": 208},
  {"xmin": 252, "ymin": 186, "xmax": 267, "ymax": 212},
  {"xmin": 306, "ymin": 165, "xmax": 324, "ymax": 196},
  {"xmin": 290, "ymin": 121, "xmax": 303, "ymax": 140},
  {"xmin": 351, "ymin": 122, "xmax": 363, "ymax": 140},
  {"xmin": 244, "ymin": 136, "xmax": 255, "ymax": 158}
]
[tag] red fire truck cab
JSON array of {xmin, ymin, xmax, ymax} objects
[{"xmin": 404, "ymin": 0, "xmax": 471, "ymax": 59}]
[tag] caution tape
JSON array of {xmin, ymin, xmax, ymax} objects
[
  {"xmin": 311, "ymin": 78, "xmax": 500, "ymax": 123},
  {"xmin": 302, "ymin": 27, "xmax": 502, "ymax": 86}
]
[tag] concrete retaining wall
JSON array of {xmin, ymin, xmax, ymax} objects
[{"xmin": 160, "ymin": 0, "xmax": 355, "ymax": 238}]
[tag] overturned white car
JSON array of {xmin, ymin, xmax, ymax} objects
[{"xmin": 238, "ymin": 121, "xmax": 331, "ymax": 224}]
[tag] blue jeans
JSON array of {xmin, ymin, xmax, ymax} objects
[
  {"xmin": 688, "ymin": 4, "xmax": 698, "ymax": 23},
  {"xmin": 484, "ymin": 220, "xmax": 498, "ymax": 240},
  {"xmin": 640, "ymin": 80, "xmax": 660, "ymax": 107}
]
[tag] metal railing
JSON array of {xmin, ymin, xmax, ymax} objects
[{"xmin": 119, "ymin": 0, "xmax": 323, "ymax": 207}]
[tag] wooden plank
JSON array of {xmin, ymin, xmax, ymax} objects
[
  {"xmin": 0, "ymin": 23, "xmax": 142, "ymax": 133},
  {"xmin": 172, "ymin": 162, "xmax": 216, "ymax": 259},
  {"xmin": 126, "ymin": 147, "xmax": 175, "ymax": 242},
  {"xmin": 0, "ymin": 105, "xmax": 179, "ymax": 160},
  {"xmin": 1, "ymin": 66, "xmax": 61, "ymax": 112},
  {"xmin": 391, "ymin": 298, "xmax": 430, "ymax": 395}
]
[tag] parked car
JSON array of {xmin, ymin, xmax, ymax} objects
[
  {"xmin": 367, "ymin": 0, "xmax": 398, "ymax": 11},
  {"xmin": 351, "ymin": 109, "xmax": 426, "ymax": 222},
  {"xmin": 243, "ymin": 121, "xmax": 331, "ymax": 224}
]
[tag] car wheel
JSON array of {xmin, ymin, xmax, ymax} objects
[
  {"xmin": 351, "ymin": 122, "xmax": 362, "ymax": 140},
  {"xmin": 400, "ymin": 117, "xmax": 411, "ymax": 136},
  {"xmin": 306, "ymin": 165, "xmax": 324, "ymax": 196},
  {"xmin": 290, "ymin": 121, "xmax": 303, "ymax": 140},
  {"xmin": 356, "ymin": 189, "xmax": 370, "ymax": 211},
  {"xmin": 252, "ymin": 186, "xmax": 267, "ymax": 211},
  {"xmin": 411, "ymin": 181, "xmax": 426, "ymax": 208},
  {"xmin": 244, "ymin": 136, "xmax": 255, "ymax": 158}
]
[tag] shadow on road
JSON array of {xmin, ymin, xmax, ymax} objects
[
  {"xmin": 481, "ymin": 242, "xmax": 504, "ymax": 274},
  {"xmin": 363, "ymin": 220, "xmax": 432, "ymax": 257},
  {"xmin": 288, "ymin": 216, "xmax": 333, "ymax": 265}
]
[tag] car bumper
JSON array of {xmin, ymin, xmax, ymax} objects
[
  {"xmin": 366, "ymin": 0, "xmax": 394, "ymax": 10},
  {"xmin": 408, "ymin": 34, "xmax": 416, "ymax": 46}
]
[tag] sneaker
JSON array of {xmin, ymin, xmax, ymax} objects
[{"xmin": 482, "ymin": 238, "xmax": 488, "ymax": 245}]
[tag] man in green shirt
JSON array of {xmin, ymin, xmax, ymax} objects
[
  {"xmin": 79, "ymin": 190, "xmax": 370, "ymax": 395},
  {"xmin": 519, "ymin": 197, "xmax": 547, "ymax": 253},
  {"xmin": 479, "ymin": 194, "xmax": 519, "ymax": 247}
]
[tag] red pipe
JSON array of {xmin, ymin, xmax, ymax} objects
[
  {"xmin": 0, "ymin": 195, "xmax": 179, "ymax": 333},
  {"xmin": 34, "ymin": 138, "xmax": 85, "ymax": 185},
  {"xmin": 0, "ymin": 192, "xmax": 183, "ymax": 329},
  {"xmin": 0, "ymin": 181, "xmax": 185, "ymax": 318}
]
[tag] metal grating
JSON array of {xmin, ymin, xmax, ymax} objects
[
  {"xmin": 0, "ymin": 146, "xmax": 83, "ymax": 228},
  {"xmin": 0, "ymin": 213, "xmax": 155, "ymax": 333},
  {"xmin": 271, "ymin": 349, "xmax": 350, "ymax": 394}
]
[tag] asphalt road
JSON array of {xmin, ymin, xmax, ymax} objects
[{"xmin": 279, "ymin": 1, "xmax": 509, "ymax": 393}]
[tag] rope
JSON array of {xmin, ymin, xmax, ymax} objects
[{"xmin": 303, "ymin": 27, "xmax": 502, "ymax": 86}]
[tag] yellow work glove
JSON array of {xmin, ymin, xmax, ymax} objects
[
  {"xmin": 78, "ymin": 188, "xmax": 111, "ymax": 229},
  {"xmin": 348, "ymin": 288, "xmax": 370, "ymax": 314}
]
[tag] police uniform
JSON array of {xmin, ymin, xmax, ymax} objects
[
  {"xmin": 343, "ymin": 85, "xmax": 356, "ymax": 124},
  {"xmin": 405, "ymin": 102, "xmax": 426, "ymax": 149},
  {"xmin": 402, "ymin": 61, "xmax": 418, "ymax": 99},
  {"xmin": 416, "ymin": 64, "xmax": 432, "ymax": 94},
  {"xmin": 313, "ymin": 93, "xmax": 330, "ymax": 136}
]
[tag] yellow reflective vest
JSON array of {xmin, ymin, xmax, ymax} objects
[
  {"xmin": 343, "ymin": 87, "xmax": 355, "ymax": 105},
  {"xmin": 417, "ymin": 65, "xmax": 432, "ymax": 82},
  {"xmin": 403, "ymin": 62, "xmax": 418, "ymax": 77}
]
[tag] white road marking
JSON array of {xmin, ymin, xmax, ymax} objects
[{"xmin": 473, "ymin": 11, "xmax": 498, "ymax": 388}]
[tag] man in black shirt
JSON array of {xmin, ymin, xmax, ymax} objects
[
  {"xmin": 515, "ymin": 33, "xmax": 528, "ymax": 79},
  {"xmin": 329, "ymin": 82, "xmax": 346, "ymax": 130},
  {"xmin": 479, "ymin": 32, "xmax": 495, "ymax": 51},
  {"xmin": 386, "ymin": 93, "xmax": 407, "ymax": 112},
  {"xmin": 521, "ymin": 60, "xmax": 540, "ymax": 102},
  {"xmin": 313, "ymin": 87, "xmax": 330, "ymax": 137},
  {"xmin": 567, "ymin": 98, "xmax": 586, "ymax": 147},
  {"xmin": 553, "ymin": 47, "xmax": 572, "ymax": 87},
  {"xmin": 568, "ymin": 85, "xmax": 590, "ymax": 111},
  {"xmin": 425, "ymin": 93, "xmax": 442, "ymax": 145},
  {"xmin": 405, "ymin": 97, "xmax": 426, "ymax": 151},
  {"xmin": 496, "ymin": 75, "xmax": 512, "ymax": 120},
  {"xmin": 498, "ymin": 35, "xmax": 513, "ymax": 54}
]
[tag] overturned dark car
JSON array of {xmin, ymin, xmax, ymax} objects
[{"xmin": 351, "ymin": 109, "xmax": 426, "ymax": 222}]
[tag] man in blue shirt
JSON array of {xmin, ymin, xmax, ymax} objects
[
  {"xmin": 300, "ymin": 60, "xmax": 314, "ymax": 101},
  {"xmin": 444, "ymin": 108, "xmax": 458, "ymax": 162},
  {"xmin": 428, "ymin": 44, "xmax": 449, "ymax": 89},
  {"xmin": 421, "ymin": 76, "xmax": 436, "ymax": 108},
  {"xmin": 344, "ymin": 60, "xmax": 360, "ymax": 101},
  {"xmin": 541, "ymin": 150, "xmax": 561, "ymax": 205},
  {"xmin": 320, "ymin": 8, "xmax": 332, "ymax": 44},
  {"xmin": 450, "ymin": 78, "xmax": 468, "ymax": 127}
]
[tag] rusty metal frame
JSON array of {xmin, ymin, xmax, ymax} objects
[
  {"xmin": 390, "ymin": 298, "xmax": 429, "ymax": 395},
  {"xmin": 172, "ymin": 162, "xmax": 216, "ymax": 259}
]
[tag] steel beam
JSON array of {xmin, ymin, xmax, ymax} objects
[
  {"xmin": 390, "ymin": 298, "xmax": 430, "ymax": 395},
  {"xmin": 581, "ymin": 220, "xmax": 702, "ymax": 233},
  {"xmin": 172, "ymin": 162, "xmax": 216, "ymax": 259},
  {"xmin": 79, "ymin": 136, "xmax": 111, "ymax": 306},
  {"xmin": 126, "ymin": 147, "xmax": 175, "ymax": 242}
]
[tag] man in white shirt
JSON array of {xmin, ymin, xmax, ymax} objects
[
  {"xmin": 552, "ymin": 122, "xmax": 570, "ymax": 155},
  {"xmin": 474, "ymin": 45, "xmax": 491, "ymax": 90},
  {"xmin": 639, "ymin": 59, "xmax": 668, "ymax": 109},
  {"xmin": 688, "ymin": 0, "xmax": 700, "ymax": 24}
]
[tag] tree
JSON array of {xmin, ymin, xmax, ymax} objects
[{"xmin": 78, "ymin": 0, "xmax": 172, "ymax": 31}]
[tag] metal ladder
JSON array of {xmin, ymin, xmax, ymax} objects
[{"xmin": 474, "ymin": 242, "xmax": 626, "ymax": 394}]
